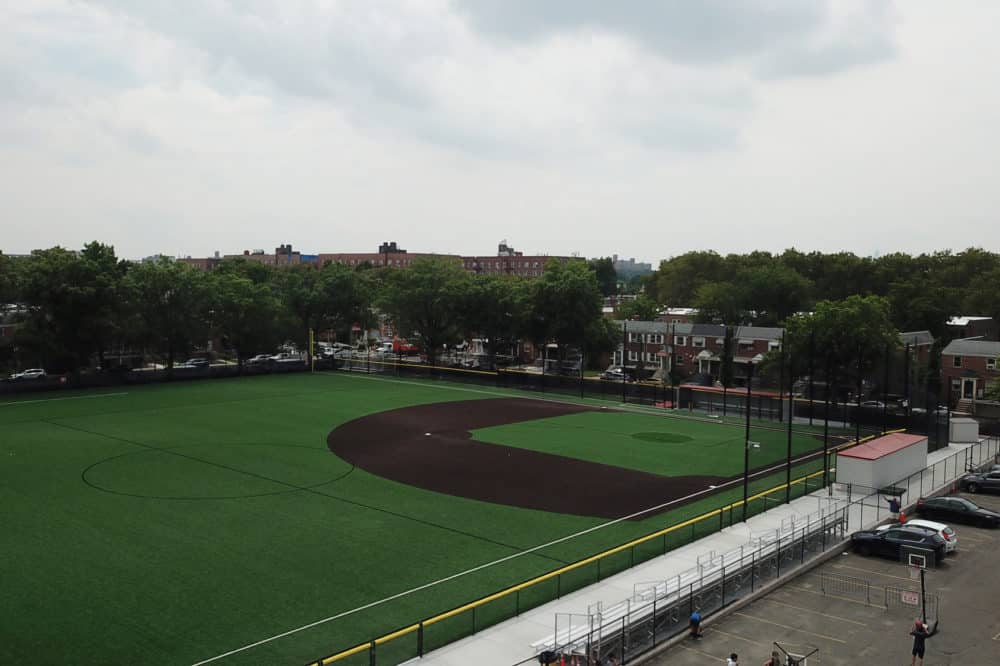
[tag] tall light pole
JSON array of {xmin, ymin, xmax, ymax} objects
[
  {"xmin": 622, "ymin": 320, "xmax": 628, "ymax": 403},
  {"xmin": 742, "ymin": 359, "xmax": 755, "ymax": 522}
]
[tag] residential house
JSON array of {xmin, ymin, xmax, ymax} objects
[
  {"xmin": 612, "ymin": 320, "xmax": 783, "ymax": 384},
  {"xmin": 940, "ymin": 338, "xmax": 1000, "ymax": 407},
  {"xmin": 657, "ymin": 308, "xmax": 698, "ymax": 324},
  {"xmin": 945, "ymin": 316, "xmax": 998, "ymax": 342}
]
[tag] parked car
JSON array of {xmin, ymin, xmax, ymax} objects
[
  {"xmin": 600, "ymin": 366, "xmax": 631, "ymax": 381},
  {"xmin": 915, "ymin": 496, "xmax": 1000, "ymax": 528},
  {"xmin": 958, "ymin": 469, "xmax": 1000, "ymax": 494},
  {"xmin": 270, "ymin": 352, "xmax": 300, "ymax": 363},
  {"xmin": 245, "ymin": 354, "xmax": 272, "ymax": 366},
  {"xmin": 184, "ymin": 358, "xmax": 209, "ymax": 368},
  {"xmin": 850, "ymin": 524, "xmax": 947, "ymax": 563},
  {"xmin": 8, "ymin": 368, "xmax": 47, "ymax": 381},
  {"xmin": 876, "ymin": 519, "xmax": 958, "ymax": 553}
]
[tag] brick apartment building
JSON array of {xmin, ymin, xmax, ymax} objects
[
  {"xmin": 612, "ymin": 320, "xmax": 783, "ymax": 384},
  {"xmin": 181, "ymin": 241, "xmax": 572, "ymax": 277}
]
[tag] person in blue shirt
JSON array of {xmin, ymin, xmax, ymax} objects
[{"xmin": 689, "ymin": 610, "xmax": 702, "ymax": 639}]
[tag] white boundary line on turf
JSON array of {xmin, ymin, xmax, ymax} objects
[
  {"xmin": 190, "ymin": 385, "xmax": 825, "ymax": 665},
  {"xmin": 0, "ymin": 391, "xmax": 128, "ymax": 407}
]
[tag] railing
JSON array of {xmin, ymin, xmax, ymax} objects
[
  {"xmin": 517, "ymin": 508, "xmax": 847, "ymax": 666},
  {"xmin": 305, "ymin": 468, "xmax": 831, "ymax": 666},
  {"xmin": 512, "ymin": 435, "xmax": 998, "ymax": 666}
]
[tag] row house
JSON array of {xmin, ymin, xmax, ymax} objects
[
  {"xmin": 941, "ymin": 338, "xmax": 1000, "ymax": 406},
  {"xmin": 612, "ymin": 320, "xmax": 783, "ymax": 384}
]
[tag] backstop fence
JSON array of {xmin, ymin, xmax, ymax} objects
[{"xmin": 330, "ymin": 352, "xmax": 953, "ymax": 452}]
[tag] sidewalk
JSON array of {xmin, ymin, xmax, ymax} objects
[{"xmin": 413, "ymin": 440, "xmax": 986, "ymax": 666}]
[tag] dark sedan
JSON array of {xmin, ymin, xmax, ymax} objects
[
  {"xmin": 915, "ymin": 496, "xmax": 1000, "ymax": 528},
  {"xmin": 851, "ymin": 525, "xmax": 946, "ymax": 563},
  {"xmin": 959, "ymin": 470, "xmax": 1000, "ymax": 494}
]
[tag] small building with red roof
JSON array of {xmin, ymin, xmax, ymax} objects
[{"xmin": 836, "ymin": 432, "xmax": 928, "ymax": 492}]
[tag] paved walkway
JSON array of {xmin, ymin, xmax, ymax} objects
[{"xmin": 413, "ymin": 440, "xmax": 992, "ymax": 666}]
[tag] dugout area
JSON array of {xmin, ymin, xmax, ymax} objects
[{"xmin": 0, "ymin": 372, "xmax": 848, "ymax": 665}]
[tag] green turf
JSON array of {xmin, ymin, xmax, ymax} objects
[
  {"xmin": 471, "ymin": 410, "xmax": 830, "ymax": 477},
  {"xmin": 0, "ymin": 372, "xmax": 845, "ymax": 665}
]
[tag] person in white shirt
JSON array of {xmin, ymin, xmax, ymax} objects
[{"xmin": 726, "ymin": 654, "xmax": 739, "ymax": 666}]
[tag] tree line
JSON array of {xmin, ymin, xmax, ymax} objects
[
  {"xmin": 0, "ymin": 243, "xmax": 617, "ymax": 373},
  {"xmin": 641, "ymin": 248, "xmax": 1000, "ymax": 335}
]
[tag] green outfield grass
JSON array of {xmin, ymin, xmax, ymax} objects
[{"xmin": 0, "ymin": 372, "xmax": 845, "ymax": 666}]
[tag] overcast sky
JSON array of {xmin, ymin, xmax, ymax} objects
[{"xmin": 3, "ymin": 1, "xmax": 998, "ymax": 263}]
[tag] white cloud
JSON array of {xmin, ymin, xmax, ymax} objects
[{"xmin": 2, "ymin": 0, "xmax": 997, "ymax": 262}]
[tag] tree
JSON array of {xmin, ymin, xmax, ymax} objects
[
  {"xmin": 785, "ymin": 295, "xmax": 900, "ymax": 376},
  {"xmin": 530, "ymin": 259, "xmax": 602, "ymax": 360},
  {"xmin": 210, "ymin": 272, "xmax": 282, "ymax": 365},
  {"xmin": 587, "ymin": 257, "xmax": 618, "ymax": 297},
  {"xmin": 77, "ymin": 242, "xmax": 128, "ymax": 369},
  {"xmin": 277, "ymin": 262, "xmax": 371, "ymax": 362},
  {"xmin": 460, "ymin": 274, "xmax": 528, "ymax": 368},
  {"xmin": 379, "ymin": 257, "xmax": 469, "ymax": 367},
  {"xmin": 693, "ymin": 282, "xmax": 747, "ymax": 324},
  {"xmin": 742, "ymin": 264, "xmax": 812, "ymax": 325},
  {"xmin": 649, "ymin": 251, "xmax": 726, "ymax": 305},
  {"xmin": 618, "ymin": 294, "xmax": 659, "ymax": 321},
  {"xmin": 16, "ymin": 245, "xmax": 125, "ymax": 372},
  {"xmin": 123, "ymin": 258, "xmax": 210, "ymax": 369},
  {"xmin": 985, "ymin": 378, "xmax": 1000, "ymax": 402},
  {"xmin": 0, "ymin": 253, "xmax": 19, "ymax": 304}
]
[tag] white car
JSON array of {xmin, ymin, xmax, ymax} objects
[
  {"xmin": 9, "ymin": 368, "xmax": 47, "ymax": 381},
  {"xmin": 876, "ymin": 518, "xmax": 957, "ymax": 553}
]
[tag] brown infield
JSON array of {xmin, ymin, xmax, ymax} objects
[{"xmin": 327, "ymin": 397, "xmax": 749, "ymax": 519}]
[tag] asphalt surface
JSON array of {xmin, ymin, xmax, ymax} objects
[{"xmin": 646, "ymin": 491, "xmax": 1000, "ymax": 665}]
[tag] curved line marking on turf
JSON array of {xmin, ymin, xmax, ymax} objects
[
  {"xmin": 81, "ymin": 442, "xmax": 355, "ymax": 500},
  {"xmin": 327, "ymin": 397, "xmax": 729, "ymax": 519}
]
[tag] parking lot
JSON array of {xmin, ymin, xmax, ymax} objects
[{"xmin": 647, "ymin": 492, "xmax": 1000, "ymax": 665}]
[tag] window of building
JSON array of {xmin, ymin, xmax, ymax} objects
[
  {"xmin": 953, "ymin": 356, "xmax": 962, "ymax": 368},
  {"xmin": 951, "ymin": 378, "xmax": 961, "ymax": 390},
  {"xmin": 675, "ymin": 355, "xmax": 684, "ymax": 365},
  {"xmin": 768, "ymin": 340, "xmax": 781, "ymax": 351},
  {"xmin": 988, "ymin": 358, "xmax": 997, "ymax": 370},
  {"xmin": 628, "ymin": 350, "xmax": 639, "ymax": 361},
  {"xmin": 692, "ymin": 337, "xmax": 705, "ymax": 348},
  {"xmin": 674, "ymin": 336, "xmax": 687, "ymax": 346}
]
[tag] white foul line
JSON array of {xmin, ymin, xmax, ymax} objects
[
  {"xmin": 0, "ymin": 391, "xmax": 128, "ymax": 407},
  {"xmin": 190, "ymin": 453, "xmax": 818, "ymax": 666},
  {"xmin": 192, "ymin": 371, "xmax": 829, "ymax": 665}
]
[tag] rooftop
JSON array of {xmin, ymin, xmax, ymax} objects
[{"xmin": 838, "ymin": 432, "xmax": 927, "ymax": 460}]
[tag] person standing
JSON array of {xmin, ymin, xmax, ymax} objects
[
  {"xmin": 726, "ymin": 653, "xmax": 739, "ymax": 666},
  {"xmin": 762, "ymin": 651, "xmax": 781, "ymax": 666},
  {"xmin": 887, "ymin": 495, "xmax": 901, "ymax": 521},
  {"xmin": 910, "ymin": 618, "xmax": 930, "ymax": 665}
]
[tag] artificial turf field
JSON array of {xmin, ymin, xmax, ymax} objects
[{"xmin": 0, "ymin": 371, "xmax": 846, "ymax": 665}]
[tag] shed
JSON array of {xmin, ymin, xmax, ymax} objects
[
  {"xmin": 836, "ymin": 433, "xmax": 928, "ymax": 492},
  {"xmin": 949, "ymin": 416, "xmax": 980, "ymax": 444}
]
